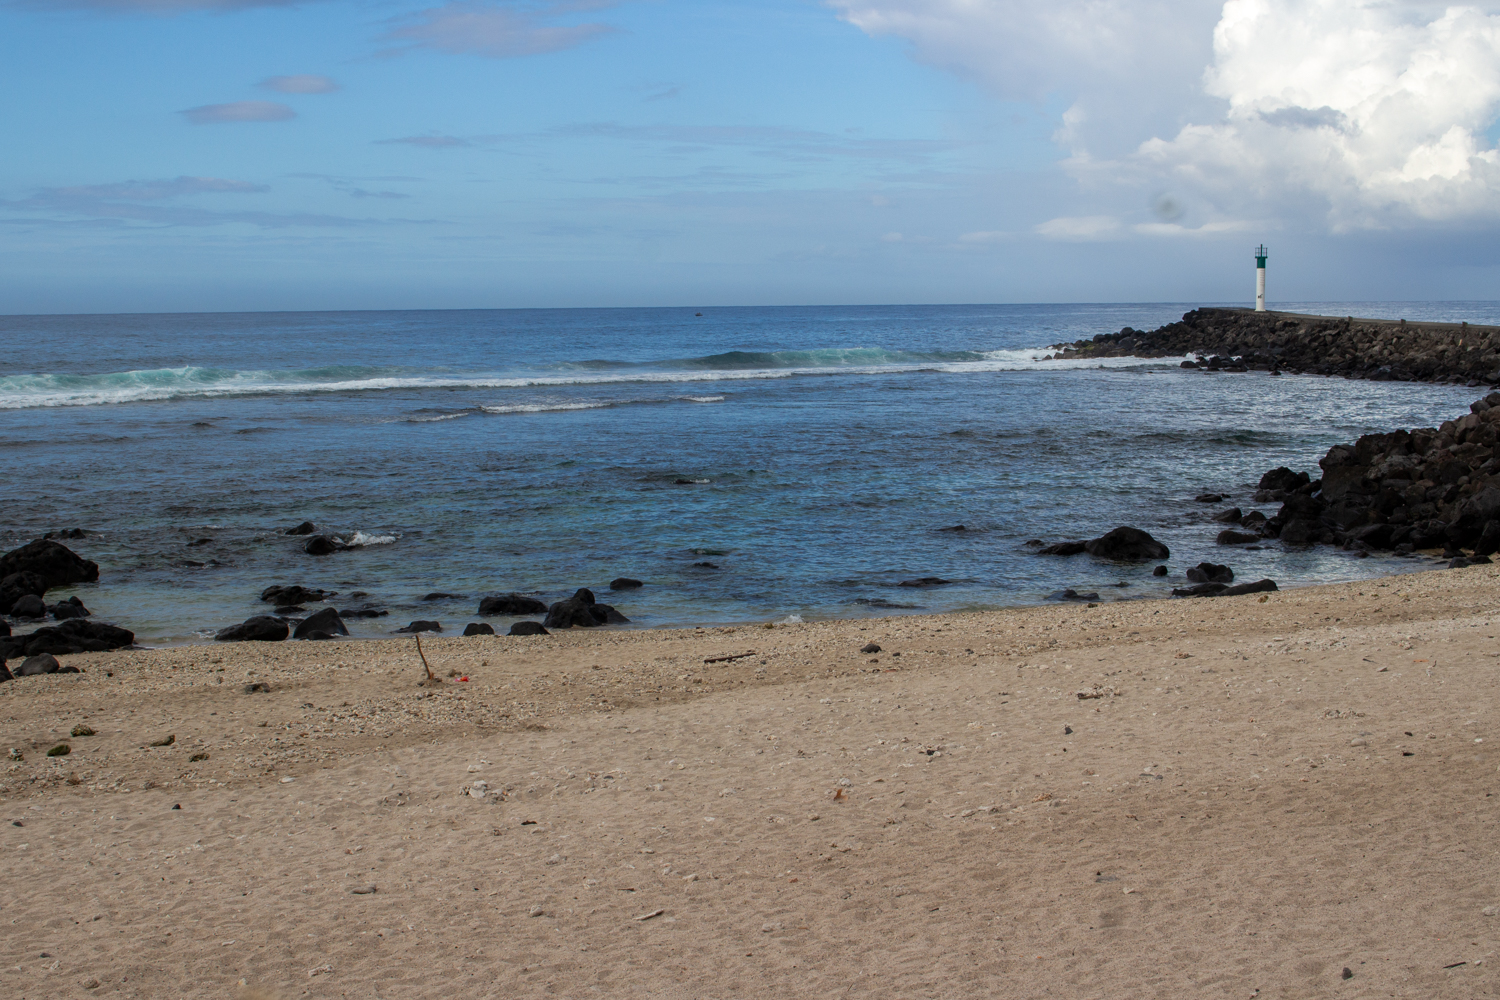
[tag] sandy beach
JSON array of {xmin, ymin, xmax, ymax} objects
[{"xmin": 4, "ymin": 565, "xmax": 1499, "ymax": 999}]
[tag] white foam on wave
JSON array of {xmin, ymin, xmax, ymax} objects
[
  {"xmin": 407, "ymin": 412, "xmax": 470, "ymax": 423},
  {"xmin": 0, "ymin": 352, "xmax": 1187, "ymax": 409},
  {"xmin": 683, "ymin": 395, "xmax": 726, "ymax": 403},
  {"xmin": 478, "ymin": 402, "xmax": 614, "ymax": 415},
  {"xmin": 346, "ymin": 531, "xmax": 397, "ymax": 547}
]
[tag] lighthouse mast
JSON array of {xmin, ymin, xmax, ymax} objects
[{"xmin": 1254, "ymin": 244, "xmax": 1268, "ymax": 312}]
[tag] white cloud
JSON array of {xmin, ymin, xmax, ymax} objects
[
  {"xmin": 260, "ymin": 74, "xmax": 339, "ymax": 94},
  {"xmin": 179, "ymin": 100, "xmax": 295, "ymax": 124},
  {"xmin": 1140, "ymin": 0, "xmax": 1500, "ymax": 227},
  {"xmin": 835, "ymin": 0, "xmax": 1500, "ymax": 230},
  {"xmin": 384, "ymin": 1, "xmax": 620, "ymax": 59}
]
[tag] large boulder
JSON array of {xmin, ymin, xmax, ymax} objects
[
  {"xmin": 285, "ymin": 521, "xmax": 317, "ymax": 535},
  {"xmin": 10, "ymin": 593, "xmax": 46, "ymax": 619},
  {"xmin": 477, "ymin": 594, "xmax": 549, "ymax": 616},
  {"xmin": 215, "ymin": 616, "xmax": 290, "ymax": 642},
  {"xmin": 609, "ymin": 578, "xmax": 644, "ymax": 590},
  {"xmin": 0, "ymin": 571, "xmax": 47, "ymax": 615},
  {"xmin": 462, "ymin": 622, "xmax": 495, "ymax": 636},
  {"xmin": 0, "ymin": 540, "xmax": 99, "ymax": 589},
  {"xmin": 4, "ymin": 619, "xmax": 135, "ymax": 657},
  {"xmin": 1083, "ymin": 527, "xmax": 1169, "ymax": 561},
  {"xmin": 15, "ymin": 653, "xmax": 61, "ymax": 676},
  {"xmin": 292, "ymin": 607, "xmax": 348, "ymax": 640}
]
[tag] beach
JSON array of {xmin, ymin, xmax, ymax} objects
[{"xmin": 5, "ymin": 564, "xmax": 1498, "ymax": 998}]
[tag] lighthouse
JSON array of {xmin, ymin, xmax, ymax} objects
[{"xmin": 1254, "ymin": 244, "xmax": 1268, "ymax": 312}]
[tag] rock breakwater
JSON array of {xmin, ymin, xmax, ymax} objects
[{"xmin": 1052, "ymin": 308, "xmax": 1500, "ymax": 385}]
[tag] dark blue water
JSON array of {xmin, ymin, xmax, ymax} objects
[{"xmin": 4, "ymin": 302, "xmax": 1497, "ymax": 646}]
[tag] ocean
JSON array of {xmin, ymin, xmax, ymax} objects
[{"xmin": 5, "ymin": 301, "xmax": 1499, "ymax": 647}]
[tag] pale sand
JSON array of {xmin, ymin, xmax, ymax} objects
[{"xmin": 4, "ymin": 567, "xmax": 1500, "ymax": 999}]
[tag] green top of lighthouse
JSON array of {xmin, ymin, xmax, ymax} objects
[{"xmin": 1255, "ymin": 244, "xmax": 1268, "ymax": 268}]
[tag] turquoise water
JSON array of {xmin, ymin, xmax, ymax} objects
[{"xmin": 2, "ymin": 301, "xmax": 1496, "ymax": 645}]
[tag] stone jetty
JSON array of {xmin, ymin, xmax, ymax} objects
[{"xmin": 1051, "ymin": 307, "xmax": 1500, "ymax": 385}]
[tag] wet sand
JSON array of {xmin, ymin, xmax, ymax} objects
[{"xmin": 4, "ymin": 565, "xmax": 1500, "ymax": 998}]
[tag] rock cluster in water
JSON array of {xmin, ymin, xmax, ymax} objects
[
  {"xmin": 1228, "ymin": 393, "xmax": 1500, "ymax": 559},
  {"xmin": 1051, "ymin": 308, "xmax": 1500, "ymax": 385}
]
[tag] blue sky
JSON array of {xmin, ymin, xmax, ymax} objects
[{"xmin": 4, "ymin": 0, "xmax": 1500, "ymax": 313}]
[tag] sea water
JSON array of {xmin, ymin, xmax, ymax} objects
[{"xmin": 4, "ymin": 301, "xmax": 1498, "ymax": 646}]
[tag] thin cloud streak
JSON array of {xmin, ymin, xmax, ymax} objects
[
  {"xmin": 382, "ymin": 1, "xmax": 620, "ymax": 59},
  {"xmin": 0, "ymin": 174, "xmax": 418, "ymax": 228},
  {"xmin": 260, "ymin": 74, "xmax": 339, "ymax": 94},
  {"xmin": 179, "ymin": 100, "xmax": 295, "ymax": 124}
]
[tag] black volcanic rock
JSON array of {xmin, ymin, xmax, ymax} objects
[
  {"xmin": 293, "ymin": 607, "xmax": 348, "ymax": 639},
  {"xmin": 260, "ymin": 585, "xmax": 335, "ymax": 605},
  {"xmin": 462, "ymin": 622, "xmax": 495, "ymax": 636},
  {"xmin": 1083, "ymin": 527, "xmax": 1169, "ymax": 561},
  {"xmin": 478, "ymin": 594, "xmax": 549, "ymax": 616},
  {"xmin": 1186, "ymin": 562, "xmax": 1233, "ymax": 583},
  {"xmin": 0, "ymin": 540, "xmax": 99, "ymax": 590},
  {"xmin": 508, "ymin": 622, "xmax": 550, "ymax": 636},
  {"xmin": 304, "ymin": 535, "xmax": 341, "ymax": 556},
  {"xmin": 395, "ymin": 620, "xmax": 442, "ymax": 633},
  {"xmin": 216, "ymin": 616, "xmax": 290, "ymax": 642},
  {"xmin": 286, "ymin": 521, "xmax": 317, "ymax": 535},
  {"xmin": 0, "ymin": 571, "xmax": 48, "ymax": 616},
  {"xmin": 609, "ymin": 577, "xmax": 644, "ymax": 590}
]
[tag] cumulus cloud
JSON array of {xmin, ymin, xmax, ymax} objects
[
  {"xmin": 835, "ymin": 0, "xmax": 1500, "ymax": 230},
  {"xmin": 384, "ymin": 1, "xmax": 620, "ymax": 59},
  {"xmin": 1140, "ymin": 0, "xmax": 1500, "ymax": 227},
  {"xmin": 260, "ymin": 74, "xmax": 339, "ymax": 94},
  {"xmin": 179, "ymin": 100, "xmax": 296, "ymax": 124}
]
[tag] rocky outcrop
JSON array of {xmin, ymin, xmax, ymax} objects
[
  {"xmin": 1173, "ymin": 579, "xmax": 1279, "ymax": 598},
  {"xmin": 543, "ymin": 588, "xmax": 629, "ymax": 629},
  {"xmin": 1228, "ymin": 393, "xmax": 1500, "ymax": 555},
  {"xmin": 4, "ymin": 619, "xmax": 135, "ymax": 657},
  {"xmin": 1041, "ymin": 527, "xmax": 1170, "ymax": 561},
  {"xmin": 0, "ymin": 540, "xmax": 100, "ymax": 590},
  {"xmin": 1050, "ymin": 308, "xmax": 1500, "ymax": 385}
]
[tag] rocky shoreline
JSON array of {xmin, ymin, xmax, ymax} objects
[{"xmin": 1050, "ymin": 307, "xmax": 1500, "ymax": 385}]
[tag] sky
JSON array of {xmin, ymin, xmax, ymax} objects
[{"xmin": 4, "ymin": 0, "xmax": 1500, "ymax": 313}]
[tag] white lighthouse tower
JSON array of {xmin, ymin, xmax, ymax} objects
[{"xmin": 1254, "ymin": 244, "xmax": 1268, "ymax": 311}]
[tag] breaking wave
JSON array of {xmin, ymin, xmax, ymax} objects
[{"xmin": 0, "ymin": 350, "xmax": 1178, "ymax": 409}]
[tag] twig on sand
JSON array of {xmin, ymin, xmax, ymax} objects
[
  {"xmin": 634, "ymin": 908, "xmax": 666, "ymax": 922},
  {"xmin": 416, "ymin": 633, "xmax": 439, "ymax": 685},
  {"xmin": 704, "ymin": 651, "xmax": 756, "ymax": 664}
]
